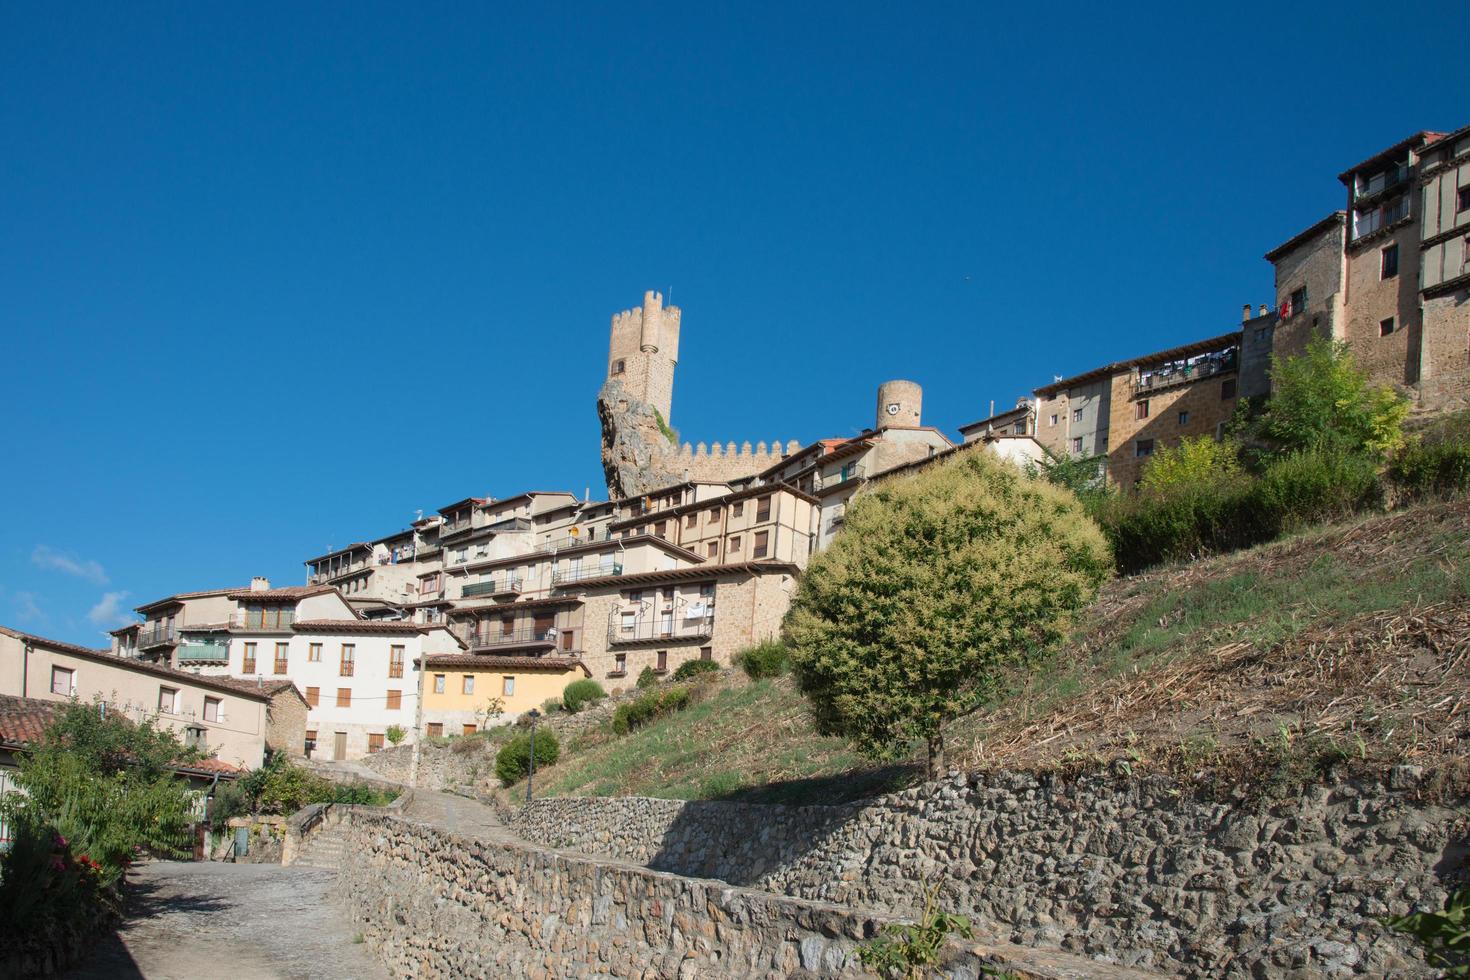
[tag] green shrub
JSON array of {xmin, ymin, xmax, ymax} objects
[
  {"xmin": 1248, "ymin": 337, "xmax": 1409, "ymax": 458},
  {"xmin": 493, "ymin": 729, "xmax": 560, "ymax": 785},
  {"xmin": 385, "ymin": 725, "xmax": 406, "ymax": 746},
  {"xmin": 636, "ymin": 666, "xmax": 660, "ymax": 689},
  {"xmin": 671, "ymin": 658, "xmax": 720, "ymax": 681},
  {"xmin": 1390, "ymin": 441, "xmax": 1470, "ymax": 498},
  {"xmin": 541, "ymin": 698, "xmax": 563, "ymax": 714},
  {"xmin": 1253, "ymin": 448, "xmax": 1382, "ymax": 530},
  {"xmin": 736, "ymin": 640, "xmax": 789, "ymax": 679},
  {"xmin": 561, "ymin": 678, "xmax": 607, "ymax": 714},
  {"xmin": 1138, "ymin": 435, "xmax": 1242, "ymax": 495},
  {"xmin": 611, "ymin": 686, "xmax": 692, "ymax": 735}
]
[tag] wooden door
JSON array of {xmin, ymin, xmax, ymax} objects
[
  {"xmin": 333, "ymin": 732, "xmax": 347, "ymax": 760},
  {"xmin": 534, "ymin": 614, "xmax": 554, "ymax": 638}
]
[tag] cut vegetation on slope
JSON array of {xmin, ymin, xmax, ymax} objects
[{"xmin": 525, "ymin": 499, "xmax": 1470, "ymax": 806}]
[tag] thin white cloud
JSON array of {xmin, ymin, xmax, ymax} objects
[
  {"xmin": 88, "ymin": 591, "xmax": 132, "ymax": 628},
  {"xmin": 13, "ymin": 591, "xmax": 44, "ymax": 624},
  {"xmin": 32, "ymin": 545, "xmax": 109, "ymax": 585}
]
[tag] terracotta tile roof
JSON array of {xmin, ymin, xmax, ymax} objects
[
  {"xmin": 135, "ymin": 588, "xmax": 247, "ymax": 614},
  {"xmin": 175, "ymin": 757, "xmax": 243, "ymax": 776},
  {"xmin": 226, "ymin": 585, "xmax": 338, "ymax": 602},
  {"xmin": 292, "ymin": 619, "xmax": 426, "ymax": 634},
  {"xmin": 0, "ymin": 694, "xmax": 60, "ymax": 747},
  {"xmin": 0, "ymin": 626, "xmax": 293, "ymax": 704},
  {"xmin": 422, "ymin": 654, "xmax": 588, "ymax": 672}
]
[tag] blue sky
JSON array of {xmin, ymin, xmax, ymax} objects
[{"xmin": 2, "ymin": 2, "xmax": 1464, "ymax": 644}]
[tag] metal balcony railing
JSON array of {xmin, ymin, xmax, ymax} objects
[
  {"xmin": 138, "ymin": 626, "xmax": 177, "ymax": 649},
  {"xmin": 1355, "ymin": 163, "xmax": 1410, "ymax": 201},
  {"xmin": 816, "ymin": 465, "xmax": 866, "ymax": 490},
  {"xmin": 1131, "ymin": 350, "xmax": 1238, "ymax": 396},
  {"xmin": 177, "ymin": 643, "xmax": 229, "ymax": 663},
  {"xmin": 538, "ymin": 528, "xmax": 613, "ymax": 553},
  {"xmin": 462, "ymin": 627, "xmax": 557, "ymax": 650},
  {"xmin": 552, "ymin": 563, "xmax": 623, "ymax": 585},
  {"xmin": 340, "ymin": 661, "xmax": 355, "ymax": 677},
  {"xmin": 609, "ymin": 615, "xmax": 715, "ymax": 645},
  {"xmin": 461, "ymin": 578, "xmax": 522, "ymax": 598}
]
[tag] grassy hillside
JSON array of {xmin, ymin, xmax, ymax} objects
[{"xmin": 530, "ymin": 499, "xmax": 1470, "ymax": 806}]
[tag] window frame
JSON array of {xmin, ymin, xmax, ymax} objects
[
  {"xmin": 308, "ymin": 643, "xmax": 322, "ymax": 663},
  {"xmin": 433, "ymin": 673, "xmax": 446, "ymax": 694},
  {"xmin": 1381, "ymin": 243, "xmax": 1399, "ymax": 280},
  {"xmin": 1135, "ymin": 438, "xmax": 1155, "ymax": 458},
  {"xmin": 203, "ymin": 696, "xmax": 222, "ymax": 722},
  {"xmin": 462, "ymin": 674, "xmax": 475, "ymax": 695},
  {"xmin": 305, "ymin": 686, "xmax": 320, "ymax": 707},
  {"xmin": 752, "ymin": 530, "xmax": 769, "ymax": 558},
  {"xmin": 502, "ymin": 675, "xmax": 515, "ymax": 697},
  {"xmin": 336, "ymin": 687, "xmax": 351, "ymax": 708},
  {"xmin": 50, "ymin": 666, "xmax": 74, "ymax": 696},
  {"xmin": 158, "ymin": 686, "xmax": 179, "ymax": 714},
  {"xmin": 1135, "ymin": 399, "xmax": 1149, "ymax": 421},
  {"xmin": 1380, "ymin": 316, "xmax": 1395, "ymax": 337}
]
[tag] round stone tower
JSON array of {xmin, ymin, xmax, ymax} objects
[{"xmin": 875, "ymin": 380, "xmax": 922, "ymax": 429}]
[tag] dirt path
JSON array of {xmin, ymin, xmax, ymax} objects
[{"xmin": 65, "ymin": 861, "xmax": 388, "ymax": 980}]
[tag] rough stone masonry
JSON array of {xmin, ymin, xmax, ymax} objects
[{"xmin": 509, "ymin": 767, "xmax": 1470, "ymax": 978}]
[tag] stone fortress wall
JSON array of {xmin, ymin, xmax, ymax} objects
[{"xmin": 508, "ymin": 768, "xmax": 1467, "ymax": 978}]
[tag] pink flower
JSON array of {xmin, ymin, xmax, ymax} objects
[
  {"xmin": 53, "ymin": 833, "xmax": 68, "ymax": 849},
  {"xmin": 49, "ymin": 857, "xmax": 65, "ymax": 872}
]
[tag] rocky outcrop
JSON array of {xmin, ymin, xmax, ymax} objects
[
  {"xmin": 597, "ymin": 378, "xmax": 682, "ymax": 499},
  {"xmin": 509, "ymin": 768, "xmax": 1468, "ymax": 977}
]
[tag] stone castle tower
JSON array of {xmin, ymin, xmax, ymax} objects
[{"xmin": 597, "ymin": 291, "xmax": 798, "ymax": 498}]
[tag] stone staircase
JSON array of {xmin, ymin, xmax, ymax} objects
[{"xmin": 290, "ymin": 827, "xmax": 349, "ymax": 870}]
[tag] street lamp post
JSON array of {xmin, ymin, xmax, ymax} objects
[{"xmin": 525, "ymin": 708, "xmax": 541, "ymax": 804}]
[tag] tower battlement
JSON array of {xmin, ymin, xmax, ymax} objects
[{"xmin": 606, "ymin": 290, "xmax": 681, "ymax": 423}]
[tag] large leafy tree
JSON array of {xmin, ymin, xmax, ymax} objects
[
  {"xmin": 784, "ymin": 448, "xmax": 1112, "ymax": 778},
  {"xmin": 2, "ymin": 699, "xmax": 198, "ymax": 882},
  {"xmin": 1254, "ymin": 337, "xmax": 1408, "ymax": 458}
]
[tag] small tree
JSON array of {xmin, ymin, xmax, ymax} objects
[
  {"xmin": 785, "ymin": 448, "xmax": 1111, "ymax": 778},
  {"xmin": 1137, "ymin": 435, "xmax": 1243, "ymax": 495},
  {"xmin": 385, "ymin": 724, "xmax": 407, "ymax": 746},
  {"xmin": 2, "ymin": 699, "xmax": 199, "ymax": 883},
  {"xmin": 1025, "ymin": 449, "xmax": 1113, "ymax": 508},
  {"xmin": 1254, "ymin": 337, "xmax": 1408, "ymax": 458}
]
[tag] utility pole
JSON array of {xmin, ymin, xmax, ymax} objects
[
  {"xmin": 408, "ymin": 654, "xmax": 426, "ymax": 786},
  {"xmin": 525, "ymin": 709, "xmax": 542, "ymax": 803}
]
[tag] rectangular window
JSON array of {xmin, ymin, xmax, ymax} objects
[
  {"xmin": 755, "ymin": 496, "xmax": 772, "ymax": 521},
  {"xmin": 336, "ymin": 688, "xmax": 351, "ymax": 708},
  {"xmin": 1072, "ymin": 408, "xmax": 1083, "ymax": 423},
  {"xmin": 462, "ymin": 675, "xmax": 475, "ymax": 695},
  {"xmin": 242, "ymin": 643, "xmax": 257, "ymax": 674},
  {"xmin": 656, "ymin": 650, "xmax": 668, "ymax": 672},
  {"xmin": 426, "ymin": 722, "xmax": 443, "ymax": 738},
  {"xmin": 368, "ymin": 733, "xmax": 385, "ymax": 754},
  {"xmin": 655, "ymin": 520, "xmax": 667, "ymax": 538},
  {"xmin": 340, "ymin": 644, "xmax": 355, "ymax": 677},
  {"xmin": 305, "ymin": 729, "xmax": 317, "ymax": 753},
  {"xmin": 158, "ymin": 687, "xmax": 178, "ymax": 713},
  {"xmin": 1049, "ymin": 413, "xmax": 1058, "ymax": 426},
  {"xmin": 1255, "ymin": 327, "xmax": 1268, "ymax": 342},
  {"xmin": 1381, "ymin": 243, "xmax": 1399, "ymax": 279},
  {"xmin": 612, "ymin": 358, "xmax": 625, "ymax": 374},
  {"xmin": 1136, "ymin": 439, "xmax": 1155, "ymax": 458},
  {"xmin": 729, "ymin": 535, "xmax": 742, "ymax": 553},
  {"xmin": 732, "ymin": 501, "xmax": 743, "ymax": 517},
  {"xmin": 308, "ymin": 643, "xmax": 322, "ymax": 663},
  {"xmin": 753, "ymin": 530, "xmax": 769, "ymax": 558},
  {"xmin": 1071, "ymin": 437, "xmax": 1083, "ymax": 454},
  {"xmin": 707, "ymin": 508, "xmax": 720, "ymax": 524},
  {"xmin": 1459, "ymin": 186, "xmax": 1470, "ymax": 212},
  {"xmin": 706, "ymin": 541, "xmax": 718, "ymax": 558},
  {"xmin": 613, "ymin": 652, "xmax": 627, "ymax": 674},
  {"xmin": 50, "ymin": 666, "xmax": 74, "ymax": 696},
  {"xmin": 700, "ymin": 646, "xmax": 713, "ymax": 661},
  {"xmin": 685, "ymin": 513, "xmax": 696, "ymax": 529},
  {"xmin": 273, "ymin": 642, "xmax": 289, "ymax": 674},
  {"xmin": 502, "ymin": 676, "xmax": 515, "ymax": 697},
  {"xmin": 389, "ymin": 645, "xmax": 405, "ymax": 679},
  {"xmin": 1221, "ymin": 378, "xmax": 1237, "ymax": 400},
  {"xmin": 433, "ymin": 674, "xmax": 446, "ymax": 694},
  {"xmin": 386, "ymin": 690, "xmax": 402, "ymax": 710},
  {"xmin": 462, "ymin": 724, "xmax": 477, "ymax": 736},
  {"xmin": 1135, "ymin": 400, "xmax": 1149, "ymax": 420},
  {"xmin": 203, "ymin": 696, "xmax": 221, "ymax": 722},
  {"xmin": 1380, "ymin": 316, "xmax": 1395, "ymax": 337},
  {"xmin": 1289, "ymin": 286, "xmax": 1306, "ymax": 317},
  {"xmin": 305, "ymin": 686, "xmax": 320, "ymax": 707},
  {"xmin": 1178, "ymin": 411, "xmax": 1189, "ymax": 425}
]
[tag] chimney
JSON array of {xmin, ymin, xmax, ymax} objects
[
  {"xmin": 1242, "ymin": 304, "xmax": 1252, "ymax": 323},
  {"xmin": 1259, "ymin": 304, "xmax": 1269, "ymax": 318},
  {"xmin": 249, "ymin": 576, "xmax": 270, "ymax": 592}
]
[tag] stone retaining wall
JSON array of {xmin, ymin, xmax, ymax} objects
[
  {"xmin": 509, "ymin": 768, "xmax": 1470, "ymax": 977},
  {"xmin": 331, "ymin": 808, "xmax": 1140, "ymax": 979}
]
